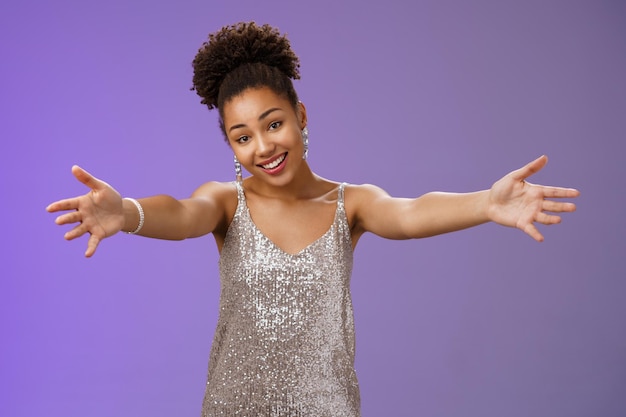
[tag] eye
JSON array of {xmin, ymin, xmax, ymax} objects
[
  {"xmin": 269, "ymin": 121, "xmax": 282, "ymax": 130},
  {"xmin": 235, "ymin": 135, "xmax": 250, "ymax": 144}
]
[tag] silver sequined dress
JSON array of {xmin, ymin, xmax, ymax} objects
[{"xmin": 201, "ymin": 182, "xmax": 360, "ymax": 416}]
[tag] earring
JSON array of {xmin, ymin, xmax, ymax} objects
[
  {"xmin": 302, "ymin": 127, "xmax": 309, "ymax": 160},
  {"xmin": 234, "ymin": 155, "xmax": 242, "ymax": 183}
]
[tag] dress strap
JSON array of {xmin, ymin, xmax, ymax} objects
[
  {"xmin": 337, "ymin": 182, "xmax": 346, "ymax": 210},
  {"xmin": 233, "ymin": 180, "xmax": 246, "ymax": 216}
]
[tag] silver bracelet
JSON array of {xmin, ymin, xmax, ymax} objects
[{"xmin": 124, "ymin": 198, "xmax": 144, "ymax": 234}]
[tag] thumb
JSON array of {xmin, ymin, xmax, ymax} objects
[
  {"xmin": 72, "ymin": 165, "xmax": 107, "ymax": 191},
  {"xmin": 510, "ymin": 155, "xmax": 548, "ymax": 182}
]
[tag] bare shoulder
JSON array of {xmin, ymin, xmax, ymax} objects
[
  {"xmin": 344, "ymin": 183, "xmax": 391, "ymax": 205},
  {"xmin": 192, "ymin": 180, "xmax": 239, "ymax": 209},
  {"xmin": 343, "ymin": 183, "xmax": 392, "ymax": 234},
  {"xmin": 192, "ymin": 180, "xmax": 237, "ymax": 201},
  {"xmin": 191, "ymin": 181, "xmax": 239, "ymax": 232}
]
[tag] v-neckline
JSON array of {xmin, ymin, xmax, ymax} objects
[{"xmin": 238, "ymin": 184, "xmax": 342, "ymax": 257}]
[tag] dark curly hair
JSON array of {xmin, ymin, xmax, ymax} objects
[{"xmin": 191, "ymin": 22, "xmax": 301, "ymax": 134}]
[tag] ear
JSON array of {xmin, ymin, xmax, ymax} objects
[{"xmin": 297, "ymin": 101, "xmax": 307, "ymax": 129}]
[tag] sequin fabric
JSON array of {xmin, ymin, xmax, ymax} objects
[{"xmin": 201, "ymin": 182, "xmax": 360, "ymax": 417}]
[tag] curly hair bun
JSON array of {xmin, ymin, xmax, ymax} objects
[{"xmin": 192, "ymin": 22, "xmax": 301, "ymax": 110}]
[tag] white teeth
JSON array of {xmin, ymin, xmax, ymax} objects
[{"xmin": 262, "ymin": 154, "xmax": 285, "ymax": 169}]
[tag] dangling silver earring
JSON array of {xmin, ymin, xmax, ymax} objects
[
  {"xmin": 302, "ymin": 127, "xmax": 309, "ymax": 160},
  {"xmin": 234, "ymin": 155, "xmax": 242, "ymax": 183}
]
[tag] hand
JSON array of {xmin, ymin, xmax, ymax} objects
[
  {"xmin": 487, "ymin": 155, "xmax": 580, "ymax": 242},
  {"xmin": 47, "ymin": 165, "xmax": 125, "ymax": 257}
]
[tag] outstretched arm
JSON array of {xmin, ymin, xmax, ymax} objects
[
  {"xmin": 352, "ymin": 155, "xmax": 579, "ymax": 241},
  {"xmin": 47, "ymin": 165, "xmax": 227, "ymax": 257}
]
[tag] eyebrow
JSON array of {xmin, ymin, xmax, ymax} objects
[{"xmin": 228, "ymin": 107, "xmax": 282, "ymax": 133}]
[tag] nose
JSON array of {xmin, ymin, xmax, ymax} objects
[{"xmin": 255, "ymin": 133, "xmax": 275, "ymax": 157}]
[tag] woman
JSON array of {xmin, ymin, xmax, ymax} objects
[{"xmin": 47, "ymin": 22, "xmax": 579, "ymax": 417}]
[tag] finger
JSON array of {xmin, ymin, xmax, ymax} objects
[
  {"xmin": 47, "ymin": 197, "xmax": 81, "ymax": 212},
  {"xmin": 535, "ymin": 212, "xmax": 562, "ymax": 225},
  {"xmin": 540, "ymin": 186, "xmax": 580, "ymax": 199},
  {"xmin": 522, "ymin": 222, "xmax": 544, "ymax": 242},
  {"xmin": 54, "ymin": 210, "xmax": 82, "ymax": 226},
  {"xmin": 510, "ymin": 155, "xmax": 548, "ymax": 182},
  {"xmin": 85, "ymin": 234, "xmax": 101, "ymax": 258},
  {"xmin": 72, "ymin": 165, "xmax": 108, "ymax": 192},
  {"xmin": 542, "ymin": 200, "xmax": 577, "ymax": 213},
  {"xmin": 64, "ymin": 223, "xmax": 90, "ymax": 241}
]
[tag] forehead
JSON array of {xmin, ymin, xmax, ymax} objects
[{"xmin": 222, "ymin": 87, "xmax": 293, "ymax": 126}]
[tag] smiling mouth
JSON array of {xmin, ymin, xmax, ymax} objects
[{"xmin": 259, "ymin": 153, "xmax": 286, "ymax": 169}]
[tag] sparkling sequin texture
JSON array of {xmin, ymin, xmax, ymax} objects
[{"xmin": 201, "ymin": 182, "xmax": 360, "ymax": 416}]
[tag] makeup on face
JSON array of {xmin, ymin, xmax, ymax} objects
[{"xmin": 223, "ymin": 87, "xmax": 306, "ymax": 181}]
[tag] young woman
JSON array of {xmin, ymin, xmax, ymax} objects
[{"xmin": 47, "ymin": 22, "xmax": 579, "ymax": 417}]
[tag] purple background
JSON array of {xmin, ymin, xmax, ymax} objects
[{"xmin": 2, "ymin": 1, "xmax": 625, "ymax": 416}]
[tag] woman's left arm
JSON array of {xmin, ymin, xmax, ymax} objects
[{"xmin": 351, "ymin": 155, "xmax": 579, "ymax": 241}]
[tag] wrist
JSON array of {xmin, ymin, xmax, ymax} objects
[
  {"xmin": 123, "ymin": 198, "xmax": 144, "ymax": 234},
  {"xmin": 473, "ymin": 190, "xmax": 492, "ymax": 224}
]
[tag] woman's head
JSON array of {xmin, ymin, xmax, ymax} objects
[{"xmin": 191, "ymin": 22, "xmax": 301, "ymax": 137}]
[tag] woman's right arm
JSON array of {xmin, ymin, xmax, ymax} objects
[{"xmin": 46, "ymin": 165, "xmax": 228, "ymax": 257}]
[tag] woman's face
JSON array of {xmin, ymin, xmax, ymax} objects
[{"xmin": 222, "ymin": 87, "xmax": 307, "ymax": 186}]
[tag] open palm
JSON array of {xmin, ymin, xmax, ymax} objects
[
  {"xmin": 47, "ymin": 166, "xmax": 125, "ymax": 257},
  {"xmin": 487, "ymin": 155, "xmax": 579, "ymax": 242}
]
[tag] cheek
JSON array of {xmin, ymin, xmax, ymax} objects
[
  {"xmin": 283, "ymin": 128, "xmax": 303, "ymax": 145},
  {"xmin": 237, "ymin": 148, "xmax": 258, "ymax": 166}
]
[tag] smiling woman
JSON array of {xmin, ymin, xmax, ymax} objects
[
  {"xmin": 223, "ymin": 88, "xmax": 308, "ymax": 187},
  {"xmin": 46, "ymin": 21, "xmax": 579, "ymax": 417}
]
